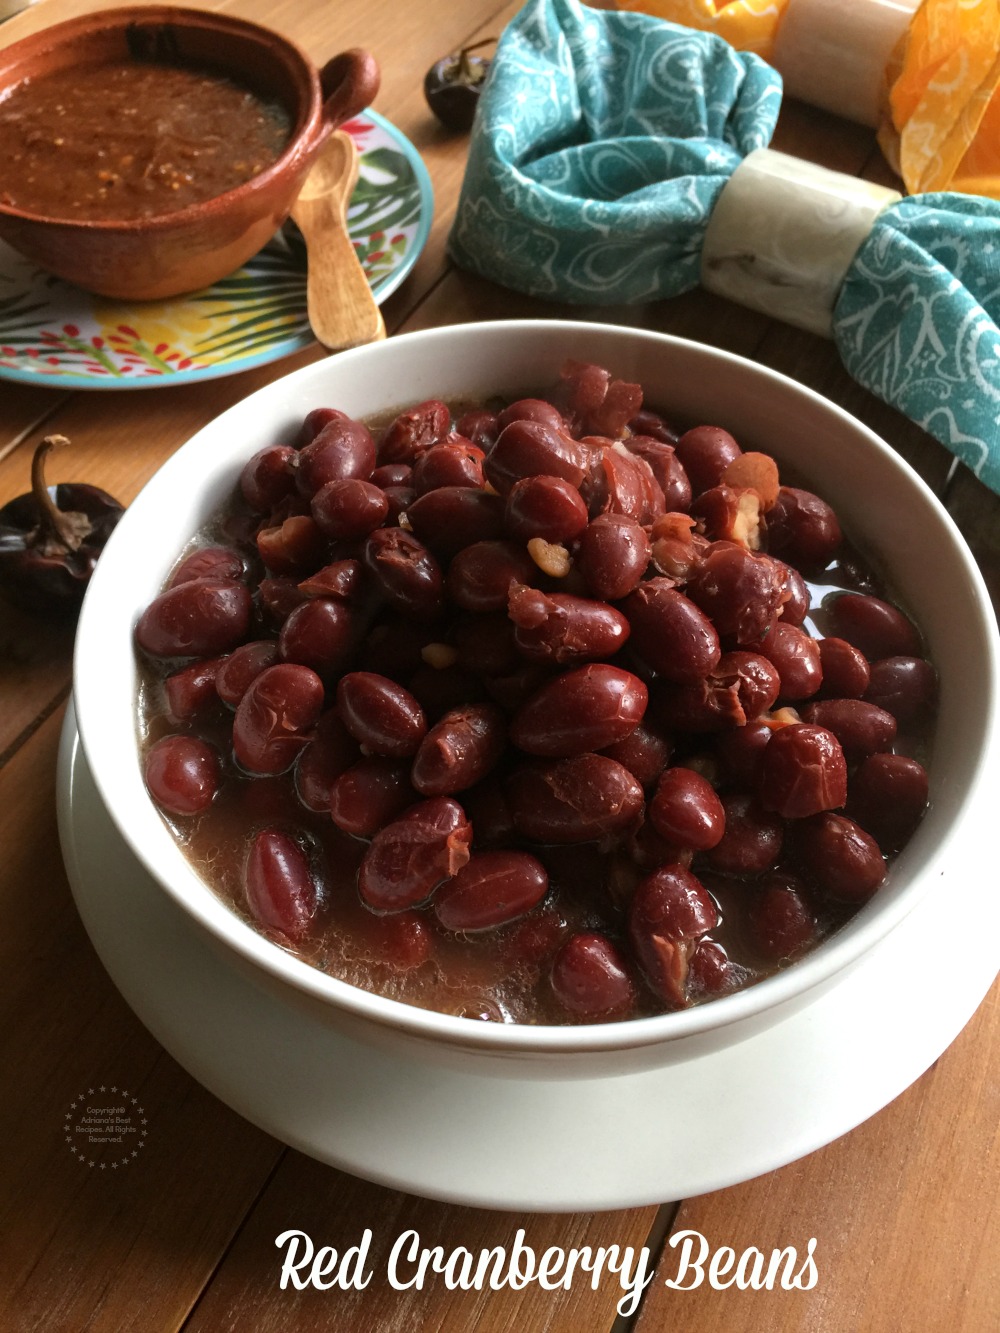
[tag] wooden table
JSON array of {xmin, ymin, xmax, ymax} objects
[{"xmin": 1, "ymin": 2, "xmax": 998, "ymax": 1329}]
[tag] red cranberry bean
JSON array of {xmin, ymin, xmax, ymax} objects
[
  {"xmin": 405, "ymin": 487, "xmax": 505, "ymax": 557},
  {"xmin": 485, "ymin": 419, "xmax": 593, "ymax": 494},
  {"xmin": 411, "ymin": 703, "xmax": 507, "ymax": 795},
  {"xmin": 245, "ymin": 830, "xmax": 318, "ymax": 940},
  {"xmin": 864, "ymin": 656, "xmax": 937, "ymax": 722},
  {"xmin": 675, "ymin": 425, "xmax": 742, "ymax": 494},
  {"xmin": 717, "ymin": 719, "xmax": 772, "ymax": 787},
  {"xmin": 551, "ymin": 932, "xmax": 636, "ymax": 1019},
  {"xmin": 577, "ymin": 514, "xmax": 651, "ymax": 601},
  {"xmin": 625, "ymin": 437, "xmax": 691, "ymax": 511},
  {"xmin": 358, "ymin": 799, "xmax": 472, "ymax": 912},
  {"xmin": 164, "ymin": 656, "xmax": 224, "ymax": 720},
  {"xmin": 356, "ymin": 910, "xmax": 433, "ymax": 970},
  {"xmin": 297, "ymin": 407, "xmax": 348, "ymax": 446},
  {"xmin": 278, "ymin": 598, "xmax": 355, "ymax": 676},
  {"xmin": 649, "ymin": 767, "xmax": 725, "ymax": 851},
  {"xmin": 337, "ymin": 672, "xmax": 427, "ymax": 757},
  {"xmin": 378, "ymin": 399, "xmax": 451, "ymax": 464},
  {"xmin": 600, "ymin": 722, "xmax": 672, "ymax": 786},
  {"xmin": 800, "ymin": 698, "xmax": 897, "ymax": 758},
  {"xmin": 688, "ymin": 938, "xmax": 737, "ymax": 996},
  {"xmin": 687, "ymin": 545, "xmax": 785, "ymax": 644},
  {"xmin": 776, "ymin": 562, "xmax": 810, "ymax": 626},
  {"xmin": 818, "ymin": 637, "xmax": 870, "ymax": 698},
  {"xmin": 562, "ymin": 362, "xmax": 641, "ymax": 438},
  {"xmin": 412, "ymin": 439, "xmax": 485, "ymax": 493},
  {"xmin": 454, "ymin": 613, "xmax": 518, "ymax": 676},
  {"xmin": 294, "ymin": 712, "xmax": 359, "ymax": 812},
  {"xmin": 767, "ymin": 487, "xmax": 842, "ymax": 565},
  {"xmin": 628, "ymin": 409, "xmax": 679, "ymax": 444},
  {"xmin": 758, "ymin": 723, "xmax": 847, "ymax": 819},
  {"xmin": 447, "ymin": 540, "xmax": 536, "ymax": 613},
  {"xmin": 751, "ymin": 622, "xmax": 823, "ymax": 699},
  {"xmin": 240, "ymin": 445, "xmax": 296, "ymax": 512},
  {"xmin": 311, "ymin": 478, "xmax": 388, "ymax": 539},
  {"xmin": 799, "ymin": 812, "xmax": 886, "ymax": 902},
  {"xmin": 507, "ymin": 755, "xmax": 643, "ymax": 843},
  {"xmin": 256, "ymin": 515, "xmax": 326, "ymax": 576},
  {"xmin": 456, "ymin": 407, "xmax": 500, "ymax": 447},
  {"xmin": 329, "ymin": 757, "xmax": 415, "ymax": 837},
  {"xmin": 505, "ymin": 474, "xmax": 589, "ymax": 543},
  {"xmin": 136, "ymin": 577, "xmax": 252, "ymax": 658},
  {"xmin": 298, "ymin": 559, "xmax": 366, "ymax": 603},
  {"xmin": 497, "ymin": 398, "xmax": 565, "ymax": 431},
  {"xmin": 583, "ymin": 444, "xmax": 664, "ymax": 524},
  {"xmin": 434, "ymin": 851, "xmax": 549, "ymax": 932},
  {"xmin": 382, "ymin": 485, "xmax": 416, "ymax": 523},
  {"xmin": 849, "ymin": 753, "xmax": 929, "ymax": 847},
  {"xmin": 628, "ymin": 864, "xmax": 719, "ymax": 1007},
  {"xmin": 707, "ymin": 794, "xmax": 783, "ymax": 874},
  {"xmin": 508, "ymin": 585, "xmax": 630, "ymax": 664},
  {"xmin": 826, "ymin": 592, "xmax": 921, "ymax": 659},
  {"xmin": 170, "ymin": 545, "xmax": 244, "ymax": 587},
  {"xmin": 370, "ymin": 463, "xmax": 412, "ymax": 488},
  {"xmin": 232, "ymin": 663, "xmax": 324, "ymax": 775},
  {"xmin": 295, "ymin": 417, "xmax": 375, "ymax": 496},
  {"xmin": 216, "ymin": 641, "xmax": 280, "ymax": 707},
  {"xmin": 259, "ymin": 576, "xmax": 306, "ymax": 626},
  {"xmin": 624, "ymin": 581, "xmax": 721, "ymax": 684},
  {"xmin": 144, "ymin": 735, "xmax": 220, "ymax": 816},
  {"xmin": 691, "ymin": 484, "xmax": 762, "ymax": 548},
  {"xmin": 747, "ymin": 873, "xmax": 816, "ymax": 960},
  {"xmin": 511, "ymin": 664, "xmax": 647, "ymax": 758},
  {"xmin": 725, "ymin": 651, "xmax": 782, "ymax": 720},
  {"xmin": 364, "ymin": 528, "xmax": 445, "ymax": 620}
]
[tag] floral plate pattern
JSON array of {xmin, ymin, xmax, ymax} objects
[{"xmin": 0, "ymin": 110, "xmax": 432, "ymax": 389}]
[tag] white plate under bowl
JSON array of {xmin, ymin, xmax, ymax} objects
[{"xmin": 58, "ymin": 703, "xmax": 1000, "ymax": 1211}]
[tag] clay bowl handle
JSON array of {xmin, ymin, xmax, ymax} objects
[{"xmin": 318, "ymin": 49, "xmax": 381, "ymax": 135}]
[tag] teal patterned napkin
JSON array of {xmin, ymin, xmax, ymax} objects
[{"xmin": 449, "ymin": 0, "xmax": 1000, "ymax": 495}]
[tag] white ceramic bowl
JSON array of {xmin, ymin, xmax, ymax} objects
[{"xmin": 74, "ymin": 320, "xmax": 999, "ymax": 1078}]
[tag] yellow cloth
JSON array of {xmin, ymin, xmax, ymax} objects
[{"xmin": 618, "ymin": 0, "xmax": 1000, "ymax": 198}]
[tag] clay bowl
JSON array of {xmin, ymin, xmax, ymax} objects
[{"xmin": 0, "ymin": 6, "xmax": 379, "ymax": 299}]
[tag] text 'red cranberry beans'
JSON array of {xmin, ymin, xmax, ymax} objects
[{"xmin": 136, "ymin": 359, "xmax": 936, "ymax": 1027}]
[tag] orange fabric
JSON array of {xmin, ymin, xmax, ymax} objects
[{"xmin": 615, "ymin": 0, "xmax": 789, "ymax": 59}]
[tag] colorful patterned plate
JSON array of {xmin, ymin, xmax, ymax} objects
[{"xmin": 0, "ymin": 110, "xmax": 432, "ymax": 389}]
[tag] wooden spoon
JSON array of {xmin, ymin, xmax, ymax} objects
[{"xmin": 290, "ymin": 130, "xmax": 385, "ymax": 351}]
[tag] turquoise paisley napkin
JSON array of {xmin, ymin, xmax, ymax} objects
[{"xmin": 449, "ymin": 0, "xmax": 1000, "ymax": 495}]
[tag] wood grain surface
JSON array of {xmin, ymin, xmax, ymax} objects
[{"xmin": 0, "ymin": 1, "xmax": 997, "ymax": 1330}]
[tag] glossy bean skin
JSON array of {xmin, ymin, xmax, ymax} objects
[
  {"xmin": 135, "ymin": 577, "xmax": 252, "ymax": 658},
  {"xmin": 623, "ymin": 581, "xmax": 721, "ymax": 684},
  {"xmin": 826, "ymin": 592, "xmax": 921, "ymax": 659},
  {"xmin": 849, "ymin": 753, "xmax": 928, "ymax": 848},
  {"xmin": 433, "ymin": 851, "xmax": 549, "ymax": 931},
  {"xmin": 169, "ymin": 545, "xmax": 245, "ymax": 587},
  {"xmin": 505, "ymin": 474, "xmax": 589, "ymax": 543},
  {"xmin": 382, "ymin": 485, "xmax": 416, "ymax": 522},
  {"xmin": 776, "ymin": 562, "xmax": 810, "ymax": 626},
  {"xmin": 800, "ymin": 698, "xmax": 897, "ymax": 758},
  {"xmin": 496, "ymin": 397, "xmax": 565, "ymax": 431},
  {"xmin": 767, "ymin": 486, "xmax": 842, "ymax": 565},
  {"xmin": 256, "ymin": 515, "xmax": 326, "ymax": 576},
  {"xmin": 798, "ymin": 812, "xmax": 886, "ymax": 902},
  {"xmin": 628, "ymin": 864, "xmax": 720, "ymax": 1007},
  {"xmin": 625, "ymin": 437, "xmax": 691, "ymax": 511},
  {"xmin": 364, "ymin": 528, "xmax": 445, "ymax": 620},
  {"xmin": 298, "ymin": 558, "xmax": 366, "ymax": 602},
  {"xmin": 577, "ymin": 514, "xmax": 651, "ymax": 601},
  {"xmin": 259, "ymin": 576, "xmax": 306, "ymax": 626},
  {"xmin": 583, "ymin": 444, "xmax": 664, "ymax": 525},
  {"xmin": 294, "ymin": 712, "xmax": 360, "ymax": 812},
  {"xmin": 818, "ymin": 637, "xmax": 870, "ymax": 698},
  {"xmin": 746, "ymin": 873, "xmax": 816, "ymax": 960},
  {"xmin": 295, "ymin": 417, "xmax": 375, "ymax": 496},
  {"xmin": 706, "ymin": 793, "xmax": 783, "ymax": 874},
  {"xmin": 244, "ymin": 830, "xmax": 318, "ymax": 940},
  {"xmin": 144, "ymin": 735, "xmax": 220, "ymax": 815},
  {"xmin": 688, "ymin": 938, "xmax": 737, "ymax": 998},
  {"xmin": 455, "ymin": 407, "xmax": 500, "ymax": 447},
  {"xmin": 404, "ymin": 487, "xmax": 505, "ymax": 557},
  {"xmin": 507, "ymin": 755, "xmax": 643, "ymax": 843},
  {"xmin": 377, "ymin": 399, "xmax": 451, "ymax": 465},
  {"xmin": 240, "ymin": 444, "xmax": 296, "ymax": 512},
  {"xmin": 648, "ymin": 767, "xmax": 725, "ymax": 851},
  {"xmin": 411, "ymin": 703, "xmax": 507, "ymax": 795},
  {"xmin": 278, "ymin": 598, "xmax": 355, "ymax": 676},
  {"xmin": 599, "ymin": 722, "xmax": 672, "ymax": 786},
  {"xmin": 370, "ymin": 462, "xmax": 412, "ymax": 489},
  {"xmin": 215, "ymin": 641, "xmax": 280, "ymax": 707},
  {"xmin": 511, "ymin": 664, "xmax": 648, "ymax": 758},
  {"xmin": 329, "ymin": 757, "xmax": 415, "ymax": 837},
  {"xmin": 164, "ymin": 656, "xmax": 225, "ymax": 720},
  {"xmin": 674, "ymin": 425, "xmax": 741, "ymax": 495},
  {"xmin": 484, "ymin": 419, "xmax": 593, "ymax": 494},
  {"xmin": 310, "ymin": 478, "xmax": 388, "ymax": 539},
  {"xmin": 864, "ymin": 656, "xmax": 937, "ymax": 722},
  {"xmin": 232, "ymin": 663, "xmax": 324, "ymax": 775},
  {"xmin": 337, "ymin": 672, "xmax": 427, "ymax": 757},
  {"xmin": 758, "ymin": 723, "xmax": 847, "ymax": 819},
  {"xmin": 508, "ymin": 585, "xmax": 630, "ymax": 665},
  {"xmin": 298, "ymin": 406, "xmax": 348, "ymax": 447},
  {"xmin": 750, "ymin": 622, "xmax": 822, "ymax": 699},
  {"xmin": 687, "ymin": 545, "xmax": 785, "ymax": 644},
  {"xmin": 411, "ymin": 439, "xmax": 485, "ymax": 493},
  {"xmin": 447, "ymin": 540, "xmax": 536, "ymax": 613},
  {"xmin": 550, "ymin": 932, "xmax": 636, "ymax": 1019},
  {"xmin": 358, "ymin": 798, "xmax": 472, "ymax": 912}
]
